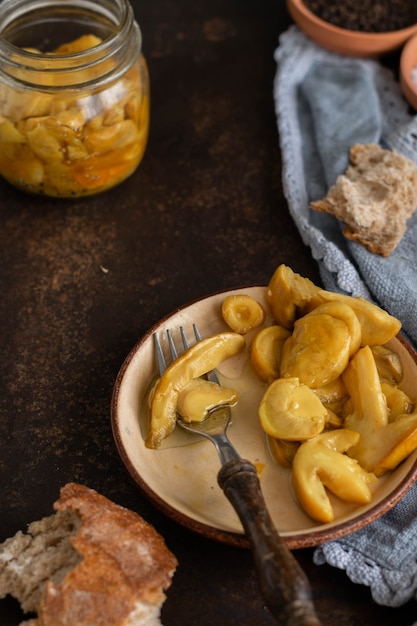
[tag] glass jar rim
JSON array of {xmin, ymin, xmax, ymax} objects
[{"xmin": 0, "ymin": 0, "xmax": 142, "ymax": 90}]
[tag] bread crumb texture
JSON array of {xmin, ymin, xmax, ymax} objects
[
  {"xmin": 0, "ymin": 483, "xmax": 178, "ymax": 626},
  {"xmin": 311, "ymin": 143, "xmax": 417, "ymax": 256}
]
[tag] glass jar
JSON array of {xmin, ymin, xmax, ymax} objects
[{"xmin": 0, "ymin": 0, "xmax": 149, "ymax": 197}]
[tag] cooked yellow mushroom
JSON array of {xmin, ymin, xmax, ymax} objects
[
  {"xmin": 343, "ymin": 346, "xmax": 417, "ymax": 476},
  {"xmin": 279, "ymin": 304, "xmax": 354, "ymax": 388},
  {"xmin": 266, "ymin": 264, "xmax": 322, "ymax": 329},
  {"xmin": 317, "ymin": 290, "xmax": 401, "ymax": 346},
  {"xmin": 306, "ymin": 301, "xmax": 362, "ymax": 356},
  {"xmin": 147, "ymin": 332, "xmax": 245, "ymax": 448},
  {"xmin": 268, "ymin": 437, "xmax": 299, "ymax": 468},
  {"xmin": 324, "ymin": 407, "xmax": 344, "ymax": 429},
  {"xmin": 177, "ymin": 378, "xmax": 238, "ymax": 423},
  {"xmin": 221, "ymin": 294, "xmax": 265, "ymax": 334},
  {"xmin": 313, "ymin": 376, "xmax": 348, "ymax": 405},
  {"xmin": 258, "ymin": 377, "xmax": 327, "ymax": 441},
  {"xmin": 292, "ymin": 429, "xmax": 376, "ymax": 523},
  {"xmin": 266, "ymin": 264, "xmax": 401, "ymax": 345},
  {"xmin": 381, "ymin": 382, "xmax": 414, "ymax": 422},
  {"xmin": 250, "ymin": 324, "xmax": 290, "ymax": 382},
  {"xmin": 53, "ymin": 34, "xmax": 102, "ymax": 54},
  {"xmin": 371, "ymin": 345, "xmax": 403, "ymax": 384},
  {"xmin": 0, "ymin": 35, "xmax": 150, "ymax": 197},
  {"xmin": 312, "ymin": 377, "xmax": 349, "ymax": 423}
]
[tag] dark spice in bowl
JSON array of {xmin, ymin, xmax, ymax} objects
[{"xmin": 303, "ymin": 0, "xmax": 417, "ymax": 33}]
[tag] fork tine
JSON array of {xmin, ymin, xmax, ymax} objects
[
  {"xmin": 155, "ymin": 324, "xmax": 220, "ymax": 384},
  {"xmin": 192, "ymin": 323, "xmax": 220, "ymax": 385},
  {"xmin": 193, "ymin": 323, "xmax": 201, "ymax": 342},
  {"xmin": 153, "ymin": 333, "xmax": 167, "ymax": 376},
  {"xmin": 166, "ymin": 329, "xmax": 178, "ymax": 361},
  {"xmin": 180, "ymin": 326, "xmax": 189, "ymax": 350}
]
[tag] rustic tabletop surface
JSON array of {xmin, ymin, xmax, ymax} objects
[{"xmin": 0, "ymin": 0, "xmax": 415, "ymax": 624}]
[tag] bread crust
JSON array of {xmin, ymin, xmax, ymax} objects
[
  {"xmin": 0, "ymin": 483, "xmax": 177, "ymax": 626},
  {"xmin": 311, "ymin": 144, "xmax": 417, "ymax": 257},
  {"xmin": 37, "ymin": 483, "xmax": 177, "ymax": 626}
]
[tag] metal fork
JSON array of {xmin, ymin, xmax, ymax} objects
[
  {"xmin": 156, "ymin": 325, "xmax": 240, "ymax": 464},
  {"xmin": 153, "ymin": 325, "xmax": 322, "ymax": 626}
]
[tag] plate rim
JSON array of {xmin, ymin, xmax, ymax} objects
[{"xmin": 111, "ymin": 287, "xmax": 417, "ymax": 549}]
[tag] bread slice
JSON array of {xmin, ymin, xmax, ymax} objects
[
  {"xmin": 0, "ymin": 483, "xmax": 177, "ymax": 626},
  {"xmin": 311, "ymin": 143, "xmax": 417, "ymax": 256}
]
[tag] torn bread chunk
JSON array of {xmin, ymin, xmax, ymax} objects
[
  {"xmin": 0, "ymin": 483, "xmax": 177, "ymax": 626},
  {"xmin": 311, "ymin": 143, "xmax": 417, "ymax": 257}
]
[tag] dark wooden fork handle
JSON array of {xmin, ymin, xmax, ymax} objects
[{"xmin": 218, "ymin": 459, "xmax": 322, "ymax": 626}]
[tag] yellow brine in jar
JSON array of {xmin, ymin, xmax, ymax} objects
[{"xmin": 0, "ymin": 0, "xmax": 149, "ymax": 197}]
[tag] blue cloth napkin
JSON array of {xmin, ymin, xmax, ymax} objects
[
  {"xmin": 274, "ymin": 26, "xmax": 417, "ymax": 608},
  {"xmin": 275, "ymin": 26, "xmax": 417, "ymax": 346}
]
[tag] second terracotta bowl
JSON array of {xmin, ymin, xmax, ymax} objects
[
  {"xmin": 400, "ymin": 33, "xmax": 417, "ymax": 110},
  {"xmin": 287, "ymin": 0, "xmax": 417, "ymax": 58}
]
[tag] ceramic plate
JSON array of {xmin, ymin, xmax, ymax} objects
[{"xmin": 111, "ymin": 287, "xmax": 417, "ymax": 549}]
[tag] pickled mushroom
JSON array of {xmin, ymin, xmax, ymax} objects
[
  {"xmin": 266, "ymin": 264, "xmax": 401, "ymax": 345},
  {"xmin": 317, "ymin": 290, "xmax": 401, "ymax": 346},
  {"xmin": 250, "ymin": 324, "xmax": 290, "ymax": 382},
  {"xmin": 266, "ymin": 264, "xmax": 321, "ymax": 329},
  {"xmin": 381, "ymin": 381, "xmax": 414, "ymax": 422},
  {"xmin": 147, "ymin": 332, "xmax": 245, "ymax": 449},
  {"xmin": 371, "ymin": 344, "xmax": 403, "ymax": 384},
  {"xmin": 279, "ymin": 304, "xmax": 355, "ymax": 388},
  {"xmin": 258, "ymin": 377, "xmax": 327, "ymax": 441},
  {"xmin": 221, "ymin": 294, "xmax": 265, "ymax": 334},
  {"xmin": 0, "ymin": 34, "xmax": 150, "ymax": 197},
  {"xmin": 177, "ymin": 378, "xmax": 238, "ymax": 423},
  {"xmin": 343, "ymin": 346, "xmax": 417, "ymax": 476},
  {"xmin": 268, "ymin": 437, "xmax": 299, "ymax": 469},
  {"xmin": 292, "ymin": 429, "xmax": 376, "ymax": 523}
]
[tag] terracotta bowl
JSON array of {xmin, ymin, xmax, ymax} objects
[
  {"xmin": 287, "ymin": 0, "xmax": 417, "ymax": 58},
  {"xmin": 400, "ymin": 33, "xmax": 417, "ymax": 110}
]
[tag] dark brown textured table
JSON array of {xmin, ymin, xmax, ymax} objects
[{"xmin": 0, "ymin": 1, "xmax": 415, "ymax": 624}]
